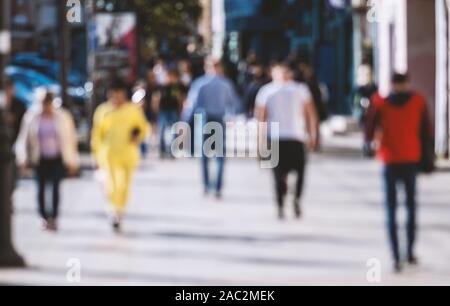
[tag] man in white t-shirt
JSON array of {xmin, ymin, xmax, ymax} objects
[{"xmin": 255, "ymin": 63, "xmax": 318, "ymax": 220}]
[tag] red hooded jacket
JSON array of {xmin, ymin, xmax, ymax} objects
[{"xmin": 365, "ymin": 92, "xmax": 433, "ymax": 164}]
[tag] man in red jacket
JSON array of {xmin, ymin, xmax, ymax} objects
[{"xmin": 365, "ymin": 73, "xmax": 433, "ymax": 273}]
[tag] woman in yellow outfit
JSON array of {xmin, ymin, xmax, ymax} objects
[{"xmin": 91, "ymin": 79, "xmax": 149, "ymax": 232}]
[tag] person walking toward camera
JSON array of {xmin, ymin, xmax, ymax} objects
[
  {"xmin": 255, "ymin": 63, "xmax": 318, "ymax": 220},
  {"xmin": 91, "ymin": 79, "xmax": 149, "ymax": 233},
  {"xmin": 15, "ymin": 91, "xmax": 80, "ymax": 232},
  {"xmin": 365, "ymin": 73, "xmax": 434, "ymax": 273}
]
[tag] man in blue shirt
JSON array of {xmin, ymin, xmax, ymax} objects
[{"xmin": 184, "ymin": 58, "xmax": 241, "ymax": 199}]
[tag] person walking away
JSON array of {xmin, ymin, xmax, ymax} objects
[
  {"xmin": 296, "ymin": 64, "xmax": 328, "ymax": 149},
  {"xmin": 185, "ymin": 58, "xmax": 240, "ymax": 199},
  {"xmin": 142, "ymin": 69, "xmax": 158, "ymax": 155},
  {"xmin": 244, "ymin": 63, "xmax": 269, "ymax": 118},
  {"xmin": 155, "ymin": 70, "xmax": 187, "ymax": 159},
  {"xmin": 91, "ymin": 79, "xmax": 149, "ymax": 233},
  {"xmin": 153, "ymin": 58, "xmax": 169, "ymax": 86},
  {"xmin": 255, "ymin": 64, "xmax": 319, "ymax": 220},
  {"xmin": 298, "ymin": 64, "xmax": 329, "ymax": 123},
  {"xmin": 365, "ymin": 73, "xmax": 433, "ymax": 273},
  {"xmin": 15, "ymin": 92, "xmax": 80, "ymax": 232},
  {"xmin": 4, "ymin": 79, "xmax": 26, "ymax": 144},
  {"xmin": 4, "ymin": 79, "xmax": 27, "ymax": 191},
  {"xmin": 354, "ymin": 65, "xmax": 378, "ymax": 125},
  {"xmin": 237, "ymin": 50, "xmax": 258, "ymax": 94},
  {"xmin": 354, "ymin": 65, "xmax": 378, "ymax": 154},
  {"xmin": 178, "ymin": 60, "xmax": 193, "ymax": 87}
]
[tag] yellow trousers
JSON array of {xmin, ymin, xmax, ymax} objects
[
  {"xmin": 104, "ymin": 158, "xmax": 134, "ymax": 214},
  {"xmin": 91, "ymin": 102, "xmax": 149, "ymax": 214}
]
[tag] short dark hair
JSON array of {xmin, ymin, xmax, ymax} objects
[
  {"xmin": 109, "ymin": 78, "xmax": 129, "ymax": 92},
  {"xmin": 5, "ymin": 77, "xmax": 15, "ymax": 88},
  {"xmin": 270, "ymin": 62, "xmax": 292, "ymax": 76},
  {"xmin": 271, "ymin": 61, "xmax": 290, "ymax": 70},
  {"xmin": 42, "ymin": 91, "xmax": 54, "ymax": 104},
  {"xmin": 168, "ymin": 69, "xmax": 180, "ymax": 78},
  {"xmin": 391, "ymin": 73, "xmax": 410, "ymax": 84}
]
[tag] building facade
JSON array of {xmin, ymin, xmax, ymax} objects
[
  {"xmin": 217, "ymin": 0, "xmax": 355, "ymax": 115},
  {"xmin": 10, "ymin": 0, "xmax": 87, "ymax": 74},
  {"xmin": 436, "ymin": 0, "xmax": 450, "ymax": 156},
  {"xmin": 375, "ymin": 0, "xmax": 450, "ymax": 156}
]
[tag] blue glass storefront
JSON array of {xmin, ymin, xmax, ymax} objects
[{"xmin": 224, "ymin": 0, "xmax": 354, "ymax": 115}]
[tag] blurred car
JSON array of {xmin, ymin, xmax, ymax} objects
[
  {"xmin": 5, "ymin": 66, "xmax": 88, "ymax": 107},
  {"xmin": 11, "ymin": 53, "xmax": 86, "ymax": 88},
  {"xmin": 10, "ymin": 54, "xmax": 88, "ymax": 109},
  {"xmin": 5, "ymin": 66, "xmax": 60, "ymax": 107}
]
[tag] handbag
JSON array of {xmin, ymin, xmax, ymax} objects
[{"xmin": 418, "ymin": 117, "xmax": 436, "ymax": 174}]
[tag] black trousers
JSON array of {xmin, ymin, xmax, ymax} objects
[
  {"xmin": 383, "ymin": 163, "xmax": 418, "ymax": 262},
  {"xmin": 273, "ymin": 140, "xmax": 306, "ymax": 207},
  {"xmin": 36, "ymin": 157, "xmax": 65, "ymax": 220}
]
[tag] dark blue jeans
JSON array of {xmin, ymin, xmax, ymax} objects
[
  {"xmin": 201, "ymin": 117, "xmax": 226, "ymax": 194},
  {"xmin": 158, "ymin": 110, "xmax": 179, "ymax": 156},
  {"xmin": 383, "ymin": 163, "xmax": 418, "ymax": 262}
]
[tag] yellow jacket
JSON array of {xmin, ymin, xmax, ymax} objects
[{"xmin": 91, "ymin": 102, "xmax": 149, "ymax": 168}]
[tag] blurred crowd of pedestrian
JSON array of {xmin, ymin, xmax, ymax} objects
[{"xmin": 1, "ymin": 49, "xmax": 436, "ymax": 274}]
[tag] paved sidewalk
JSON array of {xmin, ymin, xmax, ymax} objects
[{"xmin": 1, "ymin": 134, "xmax": 449, "ymax": 285}]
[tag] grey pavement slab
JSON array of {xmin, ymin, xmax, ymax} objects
[{"xmin": 1, "ymin": 135, "xmax": 449, "ymax": 286}]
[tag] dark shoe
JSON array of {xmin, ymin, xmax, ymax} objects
[
  {"xmin": 294, "ymin": 200, "xmax": 302, "ymax": 219},
  {"xmin": 46, "ymin": 219, "xmax": 58, "ymax": 232},
  {"xmin": 408, "ymin": 256, "xmax": 419, "ymax": 266},
  {"xmin": 112, "ymin": 219, "xmax": 122, "ymax": 234},
  {"xmin": 393, "ymin": 262, "xmax": 403, "ymax": 274}
]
